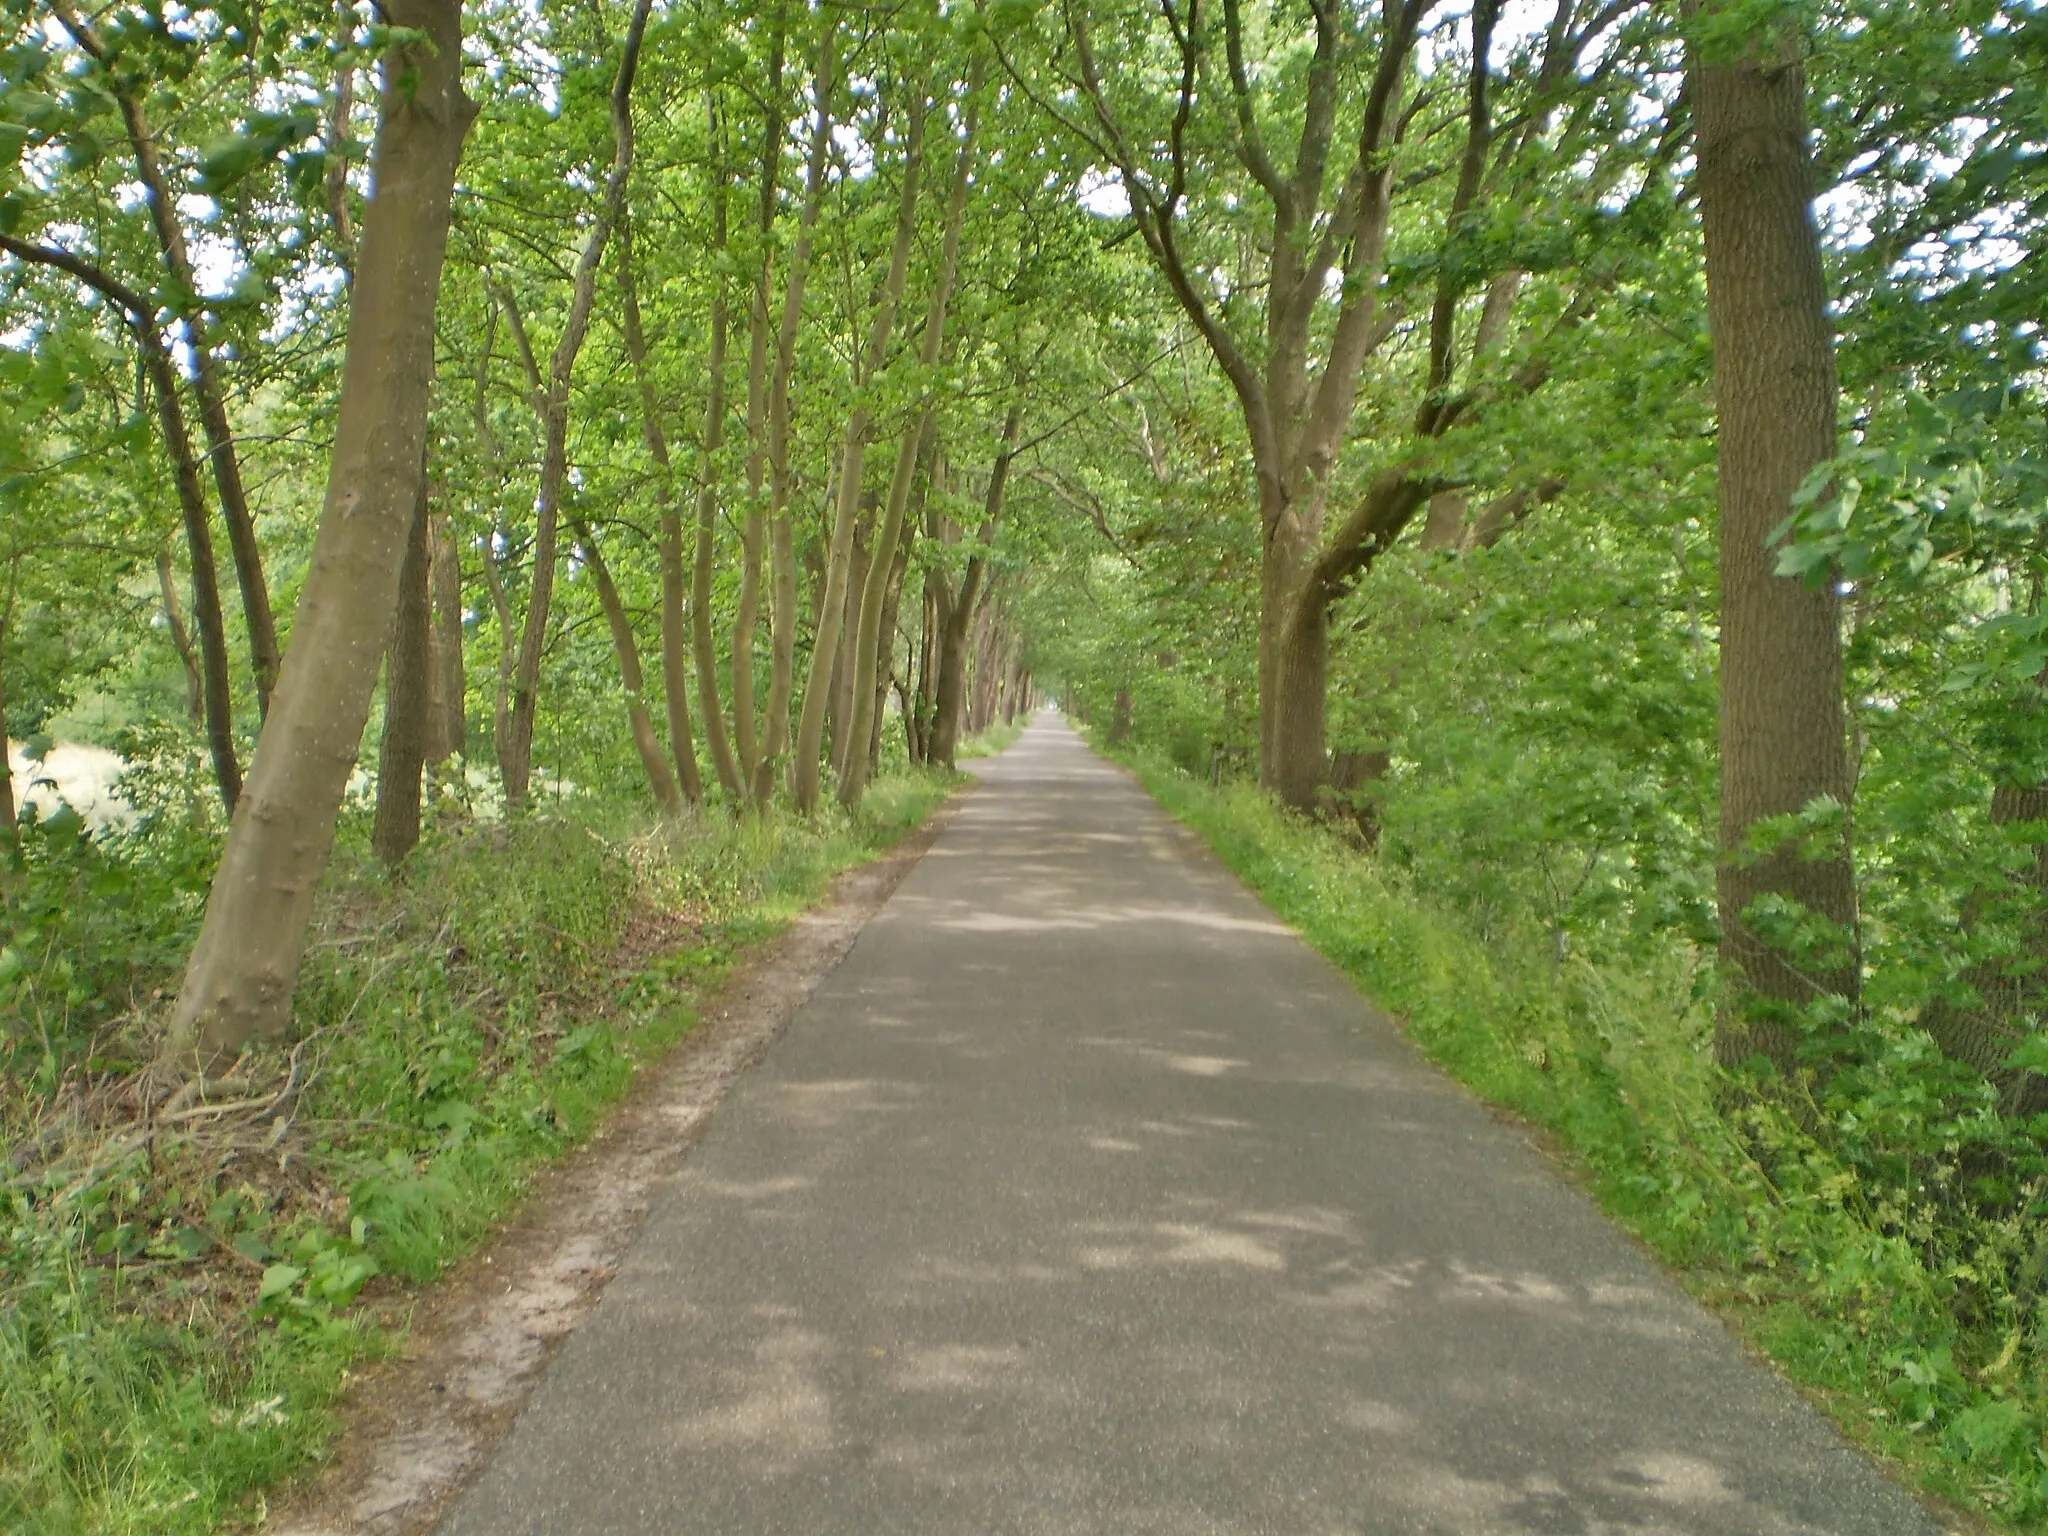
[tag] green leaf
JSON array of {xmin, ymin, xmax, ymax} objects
[{"xmin": 256, "ymin": 1262, "xmax": 303, "ymax": 1303}]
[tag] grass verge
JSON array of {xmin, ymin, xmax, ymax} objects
[
  {"xmin": 1, "ymin": 768, "xmax": 955, "ymax": 1535},
  {"xmin": 1115, "ymin": 747, "xmax": 2044, "ymax": 1532}
]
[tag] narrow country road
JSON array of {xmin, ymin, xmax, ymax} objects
[{"xmin": 437, "ymin": 715, "xmax": 1939, "ymax": 1535}]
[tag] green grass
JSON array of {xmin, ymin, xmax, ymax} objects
[
  {"xmin": 1114, "ymin": 747, "xmax": 2046, "ymax": 1532},
  {"xmin": 0, "ymin": 768, "xmax": 956, "ymax": 1535}
]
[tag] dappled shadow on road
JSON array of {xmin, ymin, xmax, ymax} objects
[{"xmin": 437, "ymin": 717, "xmax": 1935, "ymax": 1536}]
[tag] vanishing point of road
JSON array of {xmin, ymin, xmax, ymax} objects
[{"xmin": 438, "ymin": 713, "xmax": 1941, "ymax": 1535}]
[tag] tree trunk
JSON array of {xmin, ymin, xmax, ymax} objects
[
  {"xmin": 839, "ymin": 70, "xmax": 980, "ymax": 808},
  {"xmin": 792, "ymin": 97, "xmax": 925, "ymax": 813},
  {"xmin": 930, "ymin": 404, "xmax": 1021, "ymax": 769},
  {"xmin": 163, "ymin": 0, "xmax": 473, "ymax": 1068},
  {"xmin": 732, "ymin": 12, "xmax": 787, "ymax": 791},
  {"xmin": 830, "ymin": 525, "xmax": 872, "ymax": 782},
  {"xmin": 156, "ymin": 549, "xmax": 204, "ymax": 725},
  {"xmin": 56, "ymin": 13, "xmax": 287, "ymax": 720},
  {"xmin": 692, "ymin": 108, "xmax": 745, "ymax": 800},
  {"xmin": 498, "ymin": 0, "xmax": 654, "ymax": 811},
  {"xmin": 1692, "ymin": 26, "xmax": 1859, "ymax": 1074},
  {"xmin": 574, "ymin": 519, "xmax": 685, "ymax": 816},
  {"xmin": 757, "ymin": 16, "xmax": 839, "ymax": 806},
  {"xmin": 615, "ymin": 215, "xmax": 703, "ymax": 807},
  {"xmin": 426, "ymin": 511, "xmax": 466, "ymax": 764},
  {"xmin": 372, "ymin": 470, "xmax": 432, "ymax": 867},
  {"xmin": 0, "ymin": 584, "xmax": 15, "ymax": 868}
]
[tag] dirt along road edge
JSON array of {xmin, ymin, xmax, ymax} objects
[{"xmin": 264, "ymin": 793, "xmax": 962, "ymax": 1536}]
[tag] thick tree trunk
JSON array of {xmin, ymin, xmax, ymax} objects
[
  {"xmin": 425, "ymin": 511, "xmax": 466, "ymax": 764},
  {"xmin": 372, "ymin": 472, "xmax": 432, "ymax": 867},
  {"xmin": 1693, "ymin": 29, "xmax": 1859, "ymax": 1074},
  {"xmin": 163, "ymin": 0, "xmax": 473, "ymax": 1067},
  {"xmin": 574, "ymin": 519, "xmax": 685, "ymax": 816},
  {"xmin": 792, "ymin": 98, "xmax": 925, "ymax": 813}
]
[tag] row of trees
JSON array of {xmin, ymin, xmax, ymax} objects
[{"xmin": 2, "ymin": 0, "xmax": 1094, "ymax": 1068}]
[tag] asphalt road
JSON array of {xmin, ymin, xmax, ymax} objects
[{"xmin": 437, "ymin": 713, "xmax": 1940, "ymax": 1535}]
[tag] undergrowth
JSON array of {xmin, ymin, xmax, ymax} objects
[
  {"xmin": 1116, "ymin": 747, "xmax": 2048, "ymax": 1532},
  {"xmin": 0, "ymin": 766, "xmax": 953, "ymax": 1535}
]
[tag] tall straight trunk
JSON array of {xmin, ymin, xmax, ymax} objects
[
  {"xmin": 372, "ymin": 469, "xmax": 432, "ymax": 867},
  {"xmin": 838, "ymin": 72, "xmax": 981, "ymax": 807},
  {"xmin": 1692, "ymin": 24, "xmax": 1859, "ymax": 1074},
  {"xmin": 56, "ymin": 5, "xmax": 283, "ymax": 717},
  {"xmin": 499, "ymin": 0, "xmax": 654, "ymax": 810},
  {"xmin": 426, "ymin": 511, "xmax": 466, "ymax": 763},
  {"xmin": 757, "ymin": 17, "xmax": 840, "ymax": 805},
  {"xmin": 864, "ymin": 507, "xmax": 917, "ymax": 779},
  {"xmin": 792, "ymin": 98, "xmax": 926, "ymax": 812},
  {"xmin": 164, "ymin": 0, "xmax": 474, "ymax": 1067},
  {"xmin": 0, "ymin": 578, "xmax": 15, "ymax": 868},
  {"xmin": 156, "ymin": 548, "xmax": 204, "ymax": 725},
  {"xmin": 693, "ymin": 105, "xmax": 745, "ymax": 799},
  {"xmin": 616, "ymin": 215, "xmax": 703, "ymax": 806},
  {"xmin": 830, "ymin": 526, "xmax": 872, "ymax": 781},
  {"xmin": 574, "ymin": 519, "xmax": 685, "ymax": 815},
  {"xmin": 733, "ymin": 11, "xmax": 787, "ymax": 789},
  {"xmin": 930, "ymin": 404, "xmax": 1022, "ymax": 769}
]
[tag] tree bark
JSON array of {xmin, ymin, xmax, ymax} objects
[
  {"xmin": 757, "ymin": 16, "xmax": 840, "ymax": 805},
  {"xmin": 156, "ymin": 548, "xmax": 204, "ymax": 725},
  {"xmin": 372, "ymin": 470, "xmax": 432, "ymax": 867},
  {"xmin": 426, "ymin": 511, "xmax": 466, "ymax": 763},
  {"xmin": 692, "ymin": 103, "xmax": 745, "ymax": 800},
  {"xmin": 615, "ymin": 215, "xmax": 703, "ymax": 807},
  {"xmin": 792, "ymin": 96, "xmax": 925, "ymax": 813},
  {"xmin": 163, "ymin": 0, "xmax": 474, "ymax": 1067},
  {"xmin": 839, "ymin": 72, "xmax": 980, "ymax": 808},
  {"xmin": 498, "ymin": 0, "xmax": 653, "ymax": 811},
  {"xmin": 574, "ymin": 518, "xmax": 685, "ymax": 816},
  {"xmin": 930, "ymin": 404, "xmax": 1022, "ymax": 769},
  {"xmin": 1692, "ymin": 25, "xmax": 1860, "ymax": 1074},
  {"xmin": 56, "ymin": 3, "xmax": 284, "ymax": 718}
]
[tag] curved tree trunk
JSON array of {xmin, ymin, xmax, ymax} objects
[
  {"xmin": 1692, "ymin": 24, "xmax": 1860, "ymax": 1075},
  {"xmin": 497, "ymin": 0, "xmax": 654, "ymax": 811},
  {"xmin": 574, "ymin": 518, "xmax": 685, "ymax": 816},
  {"xmin": 163, "ymin": 0, "xmax": 474, "ymax": 1068}
]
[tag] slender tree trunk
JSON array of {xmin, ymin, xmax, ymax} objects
[
  {"xmin": 426, "ymin": 511, "xmax": 466, "ymax": 763},
  {"xmin": 792, "ymin": 98, "xmax": 925, "ymax": 812},
  {"xmin": 372, "ymin": 469, "xmax": 432, "ymax": 867},
  {"xmin": 1692, "ymin": 24, "xmax": 1859, "ymax": 1074},
  {"xmin": 498, "ymin": 0, "xmax": 654, "ymax": 811},
  {"xmin": 574, "ymin": 519, "xmax": 685, "ymax": 816},
  {"xmin": 0, "ymin": 580, "xmax": 16, "ymax": 868},
  {"xmin": 693, "ymin": 105, "xmax": 745, "ymax": 799},
  {"xmin": 615, "ymin": 215, "xmax": 703, "ymax": 806},
  {"xmin": 156, "ymin": 548, "xmax": 204, "ymax": 725},
  {"xmin": 830, "ymin": 526, "xmax": 871, "ymax": 781},
  {"xmin": 733, "ymin": 12, "xmax": 787, "ymax": 790},
  {"xmin": 164, "ymin": 0, "xmax": 474, "ymax": 1067},
  {"xmin": 930, "ymin": 405, "xmax": 1021, "ymax": 768},
  {"xmin": 839, "ymin": 72, "xmax": 980, "ymax": 808},
  {"xmin": 55, "ymin": 4, "xmax": 285, "ymax": 719}
]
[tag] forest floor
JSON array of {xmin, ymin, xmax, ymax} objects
[{"xmin": 406, "ymin": 714, "xmax": 1952, "ymax": 1536}]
